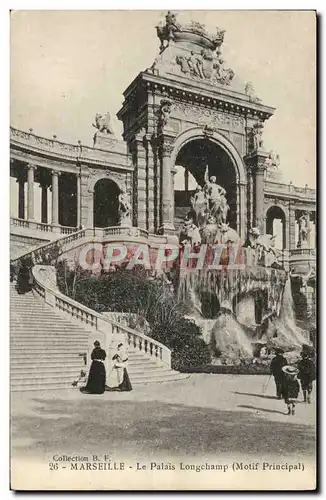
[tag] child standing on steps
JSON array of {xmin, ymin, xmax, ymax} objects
[{"xmin": 282, "ymin": 366, "xmax": 300, "ymax": 415}]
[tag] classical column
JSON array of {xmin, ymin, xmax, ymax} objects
[
  {"xmin": 244, "ymin": 150, "xmax": 269, "ymax": 234},
  {"xmin": 306, "ymin": 211, "xmax": 312, "ymax": 247},
  {"xmin": 133, "ymin": 131, "xmax": 147, "ymax": 230},
  {"xmin": 288, "ymin": 206, "xmax": 296, "ymax": 250},
  {"xmin": 27, "ymin": 164, "xmax": 36, "ymax": 220},
  {"xmin": 247, "ymin": 168, "xmax": 254, "ymax": 228},
  {"xmin": 254, "ymin": 166, "xmax": 266, "ymax": 232},
  {"xmin": 51, "ymin": 170, "xmax": 60, "ymax": 225},
  {"xmin": 77, "ymin": 174, "xmax": 81, "ymax": 228},
  {"xmin": 184, "ymin": 168, "xmax": 189, "ymax": 193},
  {"xmin": 239, "ymin": 182, "xmax": 246, "ymax": 239},
  {"xmin": 41, "ymin": 185, "xmax": 48, "ymax": 224},
  {"xmin": 145, "ymin": 133, "xmax": 155, "ymax": 233},
  {"xmin": 160, "ymin": 141, "xmax": 175, "ymax": 234},
  {"xmin": 18, "ymin": 174, "xmax": 25, "ymax": 219}
]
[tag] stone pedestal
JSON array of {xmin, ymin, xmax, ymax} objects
[{"xmin": 93, "ymin": 132, "xmax": 115, "ymax": 150}]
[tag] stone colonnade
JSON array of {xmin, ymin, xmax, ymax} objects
[{"xmin": 11, "ymin": 162, "xmax": 81, "ymax": 229}]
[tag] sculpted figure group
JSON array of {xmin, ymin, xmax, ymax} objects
[
  {"xmin": 176, "ymin": 48, "xmax": 235, "ymax": 86},
  {"xmin": 180, "ymin": 166, "xmax": 232, "ymax": 247}
]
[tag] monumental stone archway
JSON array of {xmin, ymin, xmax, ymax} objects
[
  {"xmin": 171, "ymin": 128, "xmax": 246, "ymax": 235},
  {"xmin": 117, "ymin": 11, "xmax": 274, "ymax": 238}
]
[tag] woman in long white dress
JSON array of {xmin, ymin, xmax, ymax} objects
[{"xmin": 106, "ymin": 343, "xmax": 132, "ymax": 392}]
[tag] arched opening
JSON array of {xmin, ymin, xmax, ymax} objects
[
  {"xmin": 266, "ymin": 206, "xmax": 286, "ymax": 249},
  {"xmin": 59, "ymin": 173, "xmax": 77, "ymax": 227},
  {"xmin": 174, "ymin": 138, "xmax": 238, "ymax": 231},
  {"xmin": 93, "ymin": 178, "xmax": 120, "ymax": 228},
  {"xmin": 201, "ymin": 291, "xmax": 220, "ymax": 319}
]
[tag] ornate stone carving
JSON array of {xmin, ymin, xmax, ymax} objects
[
  {"xmin": 175, "ymin": 48, "xmax": 234, "ymax": 86},
  {"xmin": 152, "ymin": 11, "xmax": 234, "ymax": 87},
  {"xmin": 171, "ymin": 102, "xmax": 244, "ymax": 130},
  {"xmin": 158, "ymin": 98, "xmax": 172, "ymax": 129},
  {"xmin": 245, "ymin": 82, "xmax": 262, "ymax": 103},
  {"xmin": 202, "ymin": 124, "xmax": 214, "ymax": 138},
  {"xmin": 87, "ymin": 169, "xmax": 127, "ymax": 194},
  {"xmin": 297, "ymin": 212, "xmax": 311, "ymax": 249},
  {"xmin": 92, "ymin": 112, "xmax": 114, "ymax": 135},
  {"xmin": 118, "ymin": 190, "xmax": 132, "ymax": 226},
  {"xmin": 156, "ymin": 11, "xmax": 180, "ymax": 52},
  {"xmin": 162, "ymin": 142, "xmax": 174, "ymax": 156},
  {"xmin": 249, "ymin": 120, "xmax": 264, "ymax": 151},
  {"xmin": 264, "ymin": 150, "xmax": 282, "ymax": 180}
]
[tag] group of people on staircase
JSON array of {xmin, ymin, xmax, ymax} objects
[{"xmin": 79, "ymin": 341, "xmax": 133, "ymax": 395}]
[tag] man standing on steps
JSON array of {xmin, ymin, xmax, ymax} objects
[{"xmin": 270, "ymin": 348, "xmax": 287, "ymax": 399}]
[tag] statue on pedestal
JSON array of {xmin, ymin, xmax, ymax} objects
[
  {"xmin": 180, "ymin": 217, "xmax": 202, "ymax": 247},
  {"xmin": 190, "ymin": 185, "xmax": 208, "ymax": 228},
  {"xmin": 118, "ymin": 191, "xmax": 132, "ymax": 226},
  {"xmin": 265, "ymin": 151, "xmax": 281, "ymax": 180},
  {"xmin": 92, "ymin": 112, "xmax": 114, "ymax": 147},
  {"xmin": 245, "ymin": 82, "xmax": 262, "ymax": 103},
  {"xmin": 251, "ymin": 121, "xmax": 264, "ymax": 151},
  {"xmin": 204, "ymin": 166, "xmax": 229, "ymax": 224},
  {"xmin": 297, "ymin": 213, "xmax": 311, "ymax": 248},
  {"xmin": 159, "ymin": 98, "xmax": 172, "ymax": 128},
  {"xmin": 92, "ymin": 112, "xmax": 114, "ymax": 135}
]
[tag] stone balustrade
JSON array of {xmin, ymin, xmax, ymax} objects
[
  {"xmin": 290, "ymin": 248, "xmax": 316, "ymax": 258},
  {"xmin": 11, "ymin": 217, "xmax": 77, "ymax": 235},
  {"xmin": 10, "ymin": 126, "xmax": 129, "ymax": 166},
  {"xmin": 32, "ymin": 264, "xmax": 172, "ymax": 369},
  {"xmin": 264, "ymin": 180, "xmax": 316, "ymax": 201},
  {"xmin": 10, "ymin": 228, "xmax": 87, "ymax": 266}
]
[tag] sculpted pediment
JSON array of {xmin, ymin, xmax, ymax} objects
[{"xmin": 146, "ymin": 11, "xmax": 237, "ymax": 90}]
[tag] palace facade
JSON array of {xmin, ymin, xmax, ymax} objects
[{"xmin": 10, "ymin": 11, "xmax": 316, "ymax": 317}]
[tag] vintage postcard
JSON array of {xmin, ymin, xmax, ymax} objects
[{"xmin": 10, "ymin": 10, "xmax": 316, "ymax": 491}]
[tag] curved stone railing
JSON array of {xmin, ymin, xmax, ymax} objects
[
  {"xmin": 32, "ymin": 265, "xmax": 171, "ymax": 368},
  {"xmin": 102, "ymin": 226, "xmax": 149, "ymax": 239},
  {"xmin": 10, "ymin": 228, "xmax": 87, "ymax": 266},
  {"xmin": 11, "ymin": 217, "xmax": 77, "ymax": 235},
  {"xmin": 10, "ymin": 223, "xmax": 157, "ymax": 268},
  {"xmin": 264, "ymin": 180, "xmax": 316, "ymax": 201},
  {"xmin": 10, "ymin": 126, "xmax": 130, "ymax": 167}
]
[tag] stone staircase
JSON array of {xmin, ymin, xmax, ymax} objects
[{"xmin": 10, "ymin": 284, "xmax": 187, "ymax": 391}]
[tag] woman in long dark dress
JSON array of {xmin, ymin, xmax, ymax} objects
[
  {"xmin": 106, "ymin": 343, "xmax": 132, "ymax": 392},
  {"xmin": 80, "ymin": 341, "xmax": 106, "ymax": 395}
]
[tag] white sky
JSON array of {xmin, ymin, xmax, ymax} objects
[{"xmin": 10, "ymin": 10, "xmax": 316, "ymax": 188}]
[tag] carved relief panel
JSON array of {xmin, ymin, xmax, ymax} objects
[{"xmin": 170, "ymin": 101, "xmax": 245, "ymax": 135}]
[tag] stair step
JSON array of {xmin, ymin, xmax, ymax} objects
[
  {"xmin": 10, "ymin": 348, "xmax": 87, "ymax": 355},
  {"xmin": 10, "ymin": 282, "xmax": 181, "ymax": 388},
  {"xmin": 10, "ymin": 371, "xmax": 188, "ymax": 388},
  {"xmin": 11, "ymin": 361, "xmax": 86, "ymax": 368}
]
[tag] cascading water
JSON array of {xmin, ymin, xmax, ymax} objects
[
  {"xmin": 178, "ymin": 268, "xmax": 254, "ymax": 358},
  {"xmin": 265, "ymin": 277, "xmax": 309, "ymax": 348},
  {"xmin": 176, "ymin": 168, "xmax": 309, "ymax": 360}
]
